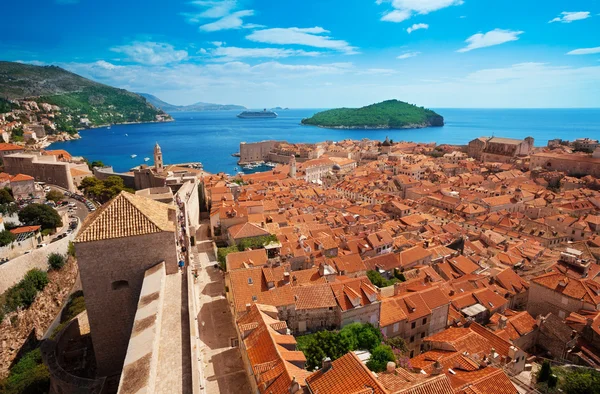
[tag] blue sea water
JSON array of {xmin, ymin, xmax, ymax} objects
[{"xmin": 48, "ymin": 108, "xmax": 600, "ymax": 174}]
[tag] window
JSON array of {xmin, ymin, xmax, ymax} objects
[
  {"xmin": 410, "ymin": 350, "xmax": 414, "ymax": 358},
  {"xmin": 561, "ymin": 296, "xmax": 568, "ymax": 305},
  {"xmin": 111, "ymin": 280, "xmax": 129, "ymax": 290},
  {"xmin": 252, "ymin": 295, "xmax": 258, "ymax": 302},
  {"xmin": 410, "ymin": 336, "xmax": 415, "ymax": 343},
  {"xmin": 248, "ymin": 278, "xmax": 253, "ymax": 285},
  {"xmin": 411, "ymin": 322, "xmax": 416, "ymax": 329},
  {"xmin": 421, "ymin": 332, "xmax": 425, "ymax": 338},
  {"xmin": 393, "ymin": 323, "xmax": 399, "ymax": 332},
  {"xmin": 422, "ymin": 318, "xmax": 427, "ymax": 325}
]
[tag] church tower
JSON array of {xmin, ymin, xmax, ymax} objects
[
  {"xmin": 154, "ymin": 142, "xmax": 164, "ymax": 173},
  {"xmin": 289, "ymin": 155, "xmax": 296, "ymax": 179}
]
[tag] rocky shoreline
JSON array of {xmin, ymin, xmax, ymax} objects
[{"xmin": 305, "ymin": 122, "xmax": 439, "ymax": 130}]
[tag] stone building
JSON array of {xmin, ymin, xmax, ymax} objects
[
  {"xmin": 238, "ymin": 140, "xmax": 280, "ymax": 164},
  {"xmin": 468, "ymin": 136, "xmax": 534, "ymax": 163},
  {"xmin": 530, "ymin": 152, "xmax": 600, "ymax": 177},
  {"xmin": 0, "ymin": 142, "xmax": 24, "ymax": 159},
  {"xmin": 74, "ymin": 191, "xmax": 178, "ymax": 379},
  {"xmin": 9, "ymin": 173, "xmax": 40, "ymax": 199},
  {"xmin": 3, "ymin": 152, "xmax": 79, "ymax": 191}
]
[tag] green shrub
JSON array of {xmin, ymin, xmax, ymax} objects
[
  {"xmin": 48, "ymin": 253, "xmax": 66, "ymax": 270},
  {"xmin": 0, "ymin": 229, "xmax": 16, "ymax": 247},
  {"xmin": 538, "ymin": 361, "xmax": 551, "ymax": 383},
  {"xmin": 297, "ymin": 323, "xmax": 383, "ymax": 371},
  {"xmin": 67, "ymin": 241, "xmax": 76, "ymax": 257},
  {"xmin": 3, "ymin": 269, "xmax": 48, "ymax": 312},
  {"xmin": 366, "ymin": 345, "xmax": 396, "ymax": 372},
  {"xmin": 367, "ymin": 270, "xmax": 399, "ymax": 288},
  {"xmin": 0, "ymin": 348, "xmax": 50, "ymax": 394}
]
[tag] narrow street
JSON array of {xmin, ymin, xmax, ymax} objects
[{"xmin": 191, "ymin": 221, "xmax": 250, "ymax": 394}]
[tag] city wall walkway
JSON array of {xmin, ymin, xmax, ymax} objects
[{"xmin": 190, "ymin": 222, "xmax": 250, "ymax": 394}]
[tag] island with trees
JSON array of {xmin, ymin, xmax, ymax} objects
[{"xmin": 301, "ymin": 99, "xmax": 444, "ymax": 129}]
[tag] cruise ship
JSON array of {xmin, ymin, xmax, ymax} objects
[{"xmin": 237, "ymin": 109, "xmax": 278, "ymax": 119}]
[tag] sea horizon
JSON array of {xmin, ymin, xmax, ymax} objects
[{"xmin": 49, "ymin": 107, "xmax": 600, "ymax": 175}]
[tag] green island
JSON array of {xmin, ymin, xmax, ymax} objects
[
  {"xmin": 301, "ymin": 99, "xmax": 444, "ymax": 129},
  {"xmin": 0, "ymin": 61, "xmax": 171, "ymax": 129}
]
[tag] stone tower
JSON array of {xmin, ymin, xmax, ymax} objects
[
  {"xmin": 289, "ymin": 155, "xmax": 296, "ymax": 179},
  {"xmin": 154, "ymin": 142, "xmax": 164, "ymax": 173},
  {"xmin": 74, "ymin": 192, "xmax": 177, "ymax": 378}
]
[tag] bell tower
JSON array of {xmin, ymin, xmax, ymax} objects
[
  {"xmin": 154, "ymin": 142, "xmax": 164, "ymax": 173},
  {"xmin": 289, "ymin": 155, "xmax": 296, "ymax": 179}
]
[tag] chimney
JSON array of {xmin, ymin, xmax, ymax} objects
[
  {"xmin": 289, "ymin": 376, "xmax": 300, "ymax": 394},
  {"xmin": 499, "ymin": 316, "xmax": 507, "ymax": 330},
  {"xmin": 322, "ymin": 357, "xmax": 332, "ymax": 372},
  {"xmin": 432, "ymin": 361, "xmax": 443, "ymax": 376},
  {"xmin": 386, "ymin": 361, "xmax": 396, "ymax": 373}
]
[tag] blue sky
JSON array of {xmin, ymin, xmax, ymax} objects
[{"xmin": 1, "ymin": 0, "xmax": 599, "ymax": 108}]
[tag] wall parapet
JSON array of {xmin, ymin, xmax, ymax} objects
[{"xmin": 117, "ymin": 261, "xmax": 166, "ymax": 394}]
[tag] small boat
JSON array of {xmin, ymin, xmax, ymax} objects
[
  {"xmin": 131, "ymin": 154, "xmax": 137, "ymax": 158},
  {"xmin": 125, "ymin": 134, "xmax": 128, "ymax": 137},
  {"xmin": 144, "ymin": 157, "xmax": 150, "ymax": 162}
]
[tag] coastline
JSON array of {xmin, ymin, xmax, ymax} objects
[
  {"xmin": 300, "ymin": 122, "xmax": 443, "ymax": 130},
  {"xmin": 45, "ymin": 118, "xmax": 175, "ymax": 149}
]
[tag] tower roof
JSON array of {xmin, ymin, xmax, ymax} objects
[{"xmin": 76, "ymin": 191, "xmax": 175, "ymax": 243}]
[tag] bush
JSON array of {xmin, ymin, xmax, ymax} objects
[
  {"xmin": 366, "ymin": 345, "xmax": 396, "ymax": 372},
  {"xmin": 0, "ymin": 229, "xmax": 16, "ymax": 247},
  {"xmin": 297, "ymin": 323, "xmax": 383, "ymax": 371},
  {"xmin": 45, "ymin": 190, "xmax": 64, "ymax": 203},
  {"xmin": 0, "ymin": 348, "xmax": 50, "ymax": 394},
  {"xmin": 62, "ymin": 290, "xmax": 85, "ymax": 322},
  {"xmin": 367, "ymin": 270, "xmax": 399, "ymax": 288},
  {"xmin": 18, "ymin": 203, "xmax": 63, "ymax": 230},
  {"xmin": 0, "ymin": 188, "xmax": 14, "ymax": 204},
  {"xmin": 3, "ymin": 269, "xmax": 49, "ymax": 312},
  {"xmin": 217, "ymin": 246, "xmax": 240, "ymax": 270},
  {"xmin": 67, "ymin": 241, "xmax": 76, "ymax": 257},
  {"xmin": 48, "ymin": 253, "xmax": 66, "ymax": 270},
  {"xmin": 561, "ymin": 368, "xmax": 600, "ymax": 394},
  {"xmin": 538, "ymin": 360, "xmax": 551, "ymax": 383}
]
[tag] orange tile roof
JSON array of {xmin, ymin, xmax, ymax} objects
[
  {"xmin": 10, "ymin": 225, "xmax": 41, "ymax": 234},
  {"xmin": 236, "ymin": 304, "xmax": 311, "ymax": 394},
  {"xmin": 293, "ymin": 283, "xmax": 337, "ymax": 310},
  {"xmin": 76, "ymin": 191, "xmax": 175, "ymax": 243},
  {"xmin": 305, "ymin": 352, "xmax": 387, "ymax": 394},
  {"xmin": 0, "ymin": 143, "xmax": 24, "ymax": 151},
  {"xmin": 226, "ymin": 249, "xmax": 268, "ymax": 271},
  {"xmin": 10, "ymin": 173, "xmax": 34, "ymax": 182},
  {"xmin": 228, "ymin": 222, "xmax": 271, "ymax": 239}
]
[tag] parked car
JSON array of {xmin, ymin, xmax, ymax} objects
[
  {"xmin": 36, "ymin": 243, "xmax": 47, "ymax": 248},
  {"xmin": 68, "ymin": 202, "xmax": 76, "ymax": 207}
]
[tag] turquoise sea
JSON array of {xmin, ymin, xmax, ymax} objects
[{"xmin": 48, "ymin": 108, "xmax": 600, "ymax": 174}]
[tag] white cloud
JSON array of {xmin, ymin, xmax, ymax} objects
[
  {"xmin": 208, "ymin": 46, "xmax": 321, "ymax": 61},
  {"xmin": 567, "ymin": 46, "xmax": 600, "ymax": 55},
  {"xmin": 397, "ymin": 51, "xmax": 420, "ymax": 59},
  {"xmin": 211, "ymin": 41, "xmax": 224, "ymax": 47},
  {"xmin": 549, "ymin": 11, "xmax": 590, "ymax": 23},
  {"xmin": 457, "ymin": 29, "xmax": 523, "ymax": 53},
  {"xmin": 407, "ymin": 23, "xmax": 429, "ymax": 34},
  {"xmin": 381, "ymin": 10, "xmax": 411, "ymax": 22},
  {"xmin": 380, "ymin": 0, "xmax": 463, "ymax": 22},
  {"xmin": 246, "ymin": 27, "xmax": 358, "ymax": 54},
  {"xmin": 182, "ymin": 0, "xmax": 258, "ymax": 32},
  {"xmin": 199, "ymin": 10, "xmax": 254, "ymax": 32},
  {"xmin": 463, "ymin": 62, "xmax": 600, "ymax": 85},
  {"xmin": 111, "ymin": 42, "xmax": 188, "ymax": 65}
]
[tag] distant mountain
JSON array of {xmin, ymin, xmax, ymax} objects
[
  {"xmin": 301, "ymin": 100, "xmax": 444, "ymax": 129},
  {"xmin": 139, "ymin": 93, "xmax": 246, "ymax": 112},
  {"xmin": 0, "ymin": 61, "xmax": 170, "ymax": 127}
]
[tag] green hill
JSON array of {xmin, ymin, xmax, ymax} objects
[
  {"xmin": 301, "ymin": 100, "xmax": 444, "ymax": 129},
  {"xmin": 138, "ymin": 93, "xmax": 246, "ymax": 112},
  {"xmin": 0, "ymin": 61, "xmax": 170, "ymax": 127}
]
